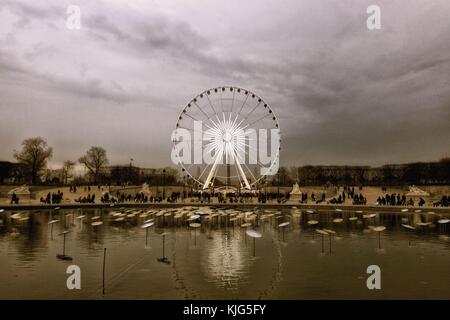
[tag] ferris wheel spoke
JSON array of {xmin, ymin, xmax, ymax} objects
[
  {"xmin": 237, "ymin": 92, "xmax": 250, "ymax": 115},
  {"xmin": 193, "ymin": 101, "xmax": 211, "ymax": 121},
  {"xmin": 205, "ymin": 141, "xmax": 221, "ymax": 154},
  {"xmin": 204, "ymin": 119, "xmax": 222, "ymax": 134},
  {"xmin": 232, "ymin": 143, "xmax": 258, "ymax": 183},
  {"xmin": 243, "ymin": 101, "xmax": 262, "ymax": 121},
  {"xmin": 234, "ymin": 117, "xmax": 247, "ymax": 131},
  {"xmin": 197, "ymin": 163, "xmax": 213, "ymax": 182},
  {"xmin": 230, "ymin": 88, "xmax": 236, "ymax": 113},
  {"xmin": 236, "ymin": 141, "xmax": 275, "ymax": 171},
  {"xmin": 208, "ymin": 116, "xmax": 222, "ymax": 131},
  {"xmin": 177, "ymin": 126, "xmax": 207, "ymax": 138},
  {"xmin": 219, "ymin": 89, "xmax": 225, "ymax": 114},
  {"xmin": 182, "ymin": 163, "xmax": 197, "ymax": 180},
  {"xmin": 182, "ymin": 112, "xmax": 200, "ymax": 122},
  {"xmin": 230, "ymin": 113, "xmax": 240, "ymax": 130},
  {"xmin": 205, "ymin": 93, "xmax": 217, "ymax": 116},
  {"xmin": 175, "ymin": 136, "xmax": 210, "ymax": 145},
  {"xmin": 247, "ymin": 113, "xmax": 272, "ymax": 127}
]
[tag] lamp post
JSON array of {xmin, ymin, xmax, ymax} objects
[
  {"xmin": 182, "ymin": 168, "xmax": 186, "ymax": 201},
  {"xmin": 129, "ymin": 158, "xmax": 134, "ymax": 185},
  {"xmin": 277, "ymin": 170, "xmax": 281, "ymax": 201},
  {"xmin": 183, "ymin": 175, "xmax": 186, "ymax": 199},
  {"xmin": 162, "ymin": 169, "xmax": 166, "ymax": 201},
  {"xmin": 264, "ymin": 178, "xmax": 267, "ymax": 202}
]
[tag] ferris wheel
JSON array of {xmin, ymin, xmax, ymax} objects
[{"xmin": 172, "ymin": 86, "xmax": 280, "ymax": 190}]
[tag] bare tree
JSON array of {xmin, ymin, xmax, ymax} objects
[
  {"xmin": 14, "ymin": 137, "xmax": 53, "ymax": 185},
  {"xmin": 61, "ymin": 160, "xmax": 75, "ymax": 185},
  {"xmin": 78, "ymin": 147, "xmax": 108, "ymax": 184}
]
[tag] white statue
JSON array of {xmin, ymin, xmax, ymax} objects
[
  {"xmin": 406, "ymin": 185, "xmax": 429, "ymax": 197},
  {"xmin": 289, "ymin": 182, "xmax": 302, "ymax": 201},
  {"xmin": 290, "ymin": 183, "xmax": 302, "ymax": 195},
  {"xmin": 140, "ymin": 183, "xmax": 152, "ymax": 195}
]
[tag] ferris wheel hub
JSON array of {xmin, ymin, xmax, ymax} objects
[{"xmin": 222, "ymin": 130, "xmax": 233, "ymax": 143}]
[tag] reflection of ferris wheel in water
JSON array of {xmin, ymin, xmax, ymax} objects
[{"xmin": 172, "ymin": 86, "xmax": 281, "ymax": 190}]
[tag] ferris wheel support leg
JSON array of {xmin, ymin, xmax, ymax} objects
[
  {"xmin": 203, "ymin": 152, "xmax": 222, "ymax": 189},
  {"xmin": 235, "ymin": 155, "xmax": 251, "ymax": 190}
]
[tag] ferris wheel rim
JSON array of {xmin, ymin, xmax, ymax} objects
[{"xmin": 173, "ymin": 85, "xmax": 281, "ymax": 189}]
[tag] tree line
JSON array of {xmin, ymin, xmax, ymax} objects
[
  {"xmin": 3, "ymin": 137, "xmax": 109, "ymax": 185},
  {"xmin": 1, "ymin": 137, "xmax": 180, "ymax": 186},
  {"xmin": 270, "ymin": 160, "xmax": 450, "ymax": 186}
]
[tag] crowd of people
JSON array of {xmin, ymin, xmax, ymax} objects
[
  {"xmin": 300, "ymin": 192, "xmax": 326, "ymax": 204},
  {"xmin": 4, "ymin": 183, "xmax": 450, "ymax": 208},
  {"xmin": 74, "ymin": 194, "xmax": 96, "ymax": 203},
  {"xmin": 376, "ymin": 193, "xmax": 425, "ymax": 207},
  {"xmin": 40, "ymin": 190, "xmax": 64, "ymax": 204},
  {"xmin": 63, "ymin": 186, "xmax": 450, "ymax": 208},
  {"xmin": 329, "ymin": 192, "xmax": 367, "ymax": 205},
  {"xmin": 333, "ymin": 186, "xmax": 367, "ymax": 204},
  {"xmin": 433, "ymin": 195, "xmax": 449, "ymax": 207},
  {"xmin": 88, "ymin": 190, "xmax": 295, "ymax": 205},
  {"xmin": 95, "ymin": 191, "xmax": 166, "ymax": 204}
]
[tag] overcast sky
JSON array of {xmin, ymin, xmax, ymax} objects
[{"xmin": 0, "ymin": 0, "xmax": 449, "ymax": 170}]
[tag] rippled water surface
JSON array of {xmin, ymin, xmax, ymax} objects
[{"xmin": 1, "ymin": 207, "xmax": 449, "ymax": 299}]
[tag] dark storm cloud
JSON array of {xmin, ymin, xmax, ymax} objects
[
  {"xmin": 0, "ymin": 0, "xmax": 284, "ymax": 105},
  {"xmin": 0, "ymin": 49, "xmax": 133, "ymax": 103},
  {"xmin": 82, "ymin": 9, "xmax": 288, "ymax": 82},
  {"xmin": 0, "ymin": 0, "xmax": 449, "ymax": 168}
]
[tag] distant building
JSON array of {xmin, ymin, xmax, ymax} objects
[
  {"xmin": 295, "ymin": 160, "xmax": 450, "ymax": 186},
  {"xmin": 41, "ymin": 168, "xmax": 67, "ymax": 184},
  {"xmin": 104, "ymin": 165, "xmax": 178, "ymax": 186},
  {"xmin": 0, "ymin": 161, "xmax": 26, "ymax": 184}
]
